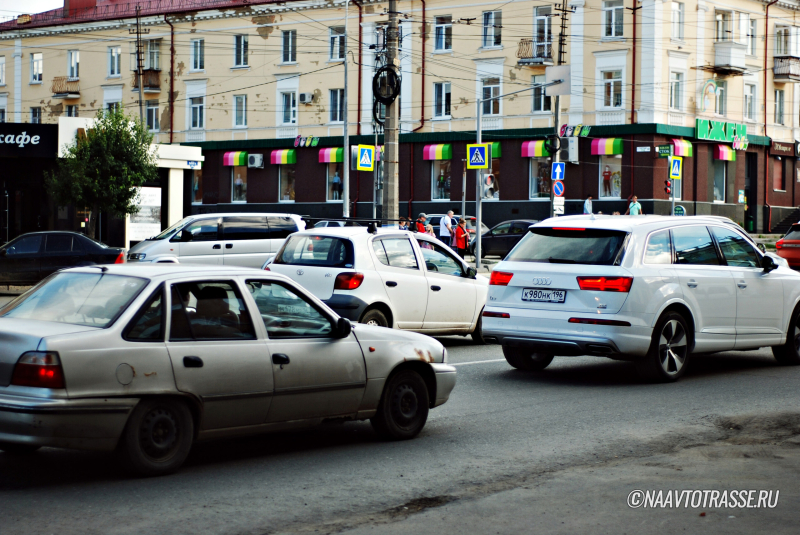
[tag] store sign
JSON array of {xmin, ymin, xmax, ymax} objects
[
  {"xmin": 0, "ymin": 123, "xmax": 58, "ymax": 158},
  {"xmin": 129, "ymin": 187, "xmax": 162, "ymax": 242},
  {"xmin": 559, "ymin": 124, "xmax": 591, "ymax": 138},
  {"xmin": 656, "ymin": 145, "xmax": 672, "ymax": 158},
  {"xmin": 771, "ymin": 141, "xmax": 794, "ymax": 157},
  {"xmin": 695, "ymin": 119, "xmax": 748, "ymax": 145}
]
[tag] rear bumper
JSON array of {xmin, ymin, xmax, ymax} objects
[
  {"xmin": 430, "ymin": 363, "xmax": 457, "ymax": 408},
  {"xmin": 0, "ymin": 393, "xmax": 137, "ymax": 451},
  {"xmin": 324, "ymin": 294, "xmax": 370, "ymax": 322}
]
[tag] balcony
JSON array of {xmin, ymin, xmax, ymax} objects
[
  {"xmin": 517, "ymin": 39, "xmax": 553, "ymax": 66},
  {"xmin": 774, "ymin": 56, "xmax": 800, "ymax": 83},
  {"xmin": 51, "ymin": 76, "xmax": 79, "ymax": 99},
  {"xmin": 132, "ymin": 69, "xmax": 160, "ymax": 92},
  {"xmin": 712, "ymin": 41, "xmax": 747, "ymax": 74}
]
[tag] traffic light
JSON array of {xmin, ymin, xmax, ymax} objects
[{"xmin": 664, "ymin": 179, "xmax": 672, "ymax": 196}]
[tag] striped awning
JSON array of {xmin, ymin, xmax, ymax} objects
[
  {"xmin": 319, "ymin": 147, "xmax": 344, "ymax": 163},
  {"xmin": 422, "ymin": 144, "xmax": 452, "ymax": 160},
  {"xmin": 223, "ymin": 151, "xmax": 247, "ymax": 166},
  {"xmin": 671, "ymin": 139, "xmax": 693, "ymax": 157},
  {"xmin": 521, "ymin": 140, "xmax": 551, "ymax": 158},
  {"xmin": 714, "ymin": 145, "xmax": 736, "ymax": 161},
  {"xmin": 271, "ymin": 149, "xmax": 297, "ymax": 165},
  {"xmin": 591, "ymin": 138, "xmax": 624, "ymax": 156},
  {"xmin": 490, "ymin": 142, "xmax": 502, "ymax": 158}
]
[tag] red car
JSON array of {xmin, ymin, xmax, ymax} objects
[{"xmin": 776, "ymin": 223, "xmax": 800, "ymax": 267}]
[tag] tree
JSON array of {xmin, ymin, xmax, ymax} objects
[{"xmin": 46, "ymin": 108, "xmax": 159, "ymax": 240}]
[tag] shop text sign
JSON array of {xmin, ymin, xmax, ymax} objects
[
  {"xmin": 695, "ymin": 119, "xmax": 747, "ymax": 144},
  {"xmin": 0, "ymin": 123, "xmax": 58, "ymax": 158}
]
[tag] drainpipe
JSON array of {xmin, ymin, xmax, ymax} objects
[
  {"xmin": 353, "ymin": 0, "xmax": 363, "ymax": 135},
  {"xmin": 165, "ymin": 15, "xmax": 175, "ymax": 144},
  {"xmin": 412, "ymin": 0, "xmax": 426, "ymax": 132},
  {"xmin": 630, "ymin": 0, "xmax": 636, "ymax": 126},
  {"xmin": 765, "ymin": 0, "xmax": 778, "ymax": 231}
]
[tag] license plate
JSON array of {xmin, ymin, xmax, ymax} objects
[{"xmin": 521, "ymin": 288, "xmax": 567, "ymax": 303}]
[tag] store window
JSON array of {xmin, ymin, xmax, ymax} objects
[
  {"xmin": 279, "ymin": 166, "xmax": 296, "ymax": 202},
  {"xmin": 529, "ymin": 158, "xmax": 552, "ymax": 199},
  {"xmin": 192, "ymin": 169, "xmax": 203, "ymax": 204},
  {"xmin": 485, "ymin": 160, "xmax": 500, "ymax": 200},
  {"xmin": 713, "ymin": 160, "xmax": 726, "ymax": 202},
  {"xmin": 599, "ymin": 156, "xmax": 622, "ymax": 198},
  {"xmin": 327, "ymin": 162, "xmax": 343, "ymax": 201},
  {"xmin": 232, "ymin": 166, "xmax": 247, "ymax": 203},
  {"xmin": 431, "ymin": 160, "xmax": 451, "ymax": 200}
]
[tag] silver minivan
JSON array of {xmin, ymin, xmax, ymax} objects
[{"xmin": 127, "ymin": 213, "xmax": 304, "ymax": 267}]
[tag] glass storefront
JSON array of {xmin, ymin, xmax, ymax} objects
[{"xmin": 598, "ymin": 155, "xmax": 622, "ymax": 199}]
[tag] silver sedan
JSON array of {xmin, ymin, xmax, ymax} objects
[{"xmin": 0, "ymin": 265, "xmax": 456, "ymax": 475}]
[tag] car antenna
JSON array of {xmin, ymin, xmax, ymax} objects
[{"xmin": 86, "ymin": 265, "xmax": 109, "ymax": 272}]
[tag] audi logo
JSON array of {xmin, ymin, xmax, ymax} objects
[
  {"xmin": 296, "ymin": 269, "xmax": 304, "ymax": 276},
  {"xmin": 531, "ymin": 277, "xmax": 552, "ymax": 285}
]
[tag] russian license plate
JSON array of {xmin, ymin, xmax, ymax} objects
[{"xmin": 521, "ymin": 288, "xmax": 567, "ymax": 303}]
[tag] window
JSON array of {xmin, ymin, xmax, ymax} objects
[
  {"xmin": 131, "ymin": 40, "xmax": 161, "ymax": 70},
  {"xmin": 506, "ymin": 228, "xmax": 627, "ymax": 265},
  {"xmin": 671, "ymin": 226, "xmax": 719, "ymax": 265},
  {"xmin": 125, "ymin": 289, "xmax": 164, "ymax": 342},
  {"xmin": 267, "ymin": 216, "xmax": 298, "ymax": 239},
  {"xmin": 177, "ymin": 218, "xmax": 218, "ymax": 241},
  {"xmin": 3, "ymin": 235, "xmax": 42, "ymax": 255},
  {"xmin": 108, "ymin": 46, "xmax": 121, "ymax": 76},
  {"xmin": 435, "ymin": 16, "xmax": 452, "ymax": 51},
  {"xmin": 773, "ymin": 157, "xmax": 785, "ymax": 191},
  {"xmin": 234, "ymin": 94, "xmax": 247, "ymax": 127},
  {"xmin": 736, "ymin": 12, "xmax": 749, "ymax": 45},
  {"xmin": 231, "ymin": 166, "xmax": 247, "ymax": 202},
  {"xmin": 603, "ymin": 1, "xmax": 624, "ymax": 38},
  {"xmin": 529, "ymin": 158, "xmax": 552, "ymax": 199},
  {"xmin": 602, "ymin": 70, "xmax": 622, "ymax": 108},
  {"xmin": 190, "ymin": 97, "xmax": 204, "ymax": 129},
  {"xmin": 329, "ymin": 88, "xmax": 344, "ymax": 122},
  {"xmin": 535, "ymin": 6, "xmax": 552, "ymax": 44},
  {"xmin": 715, "ymin": 81, "xmax": 727, "ymax": 116},
  {"xmin": 417, "ymin": 242, "xmax": 464, "ymax": 277},
  {"xmin": 67, "ymin": 50, "xmax": 79, "ymax": 79},
  {"xmin": 146, "ymin": 100, "xmax": 159, "ymax": 131},
  {"xmin": 372, "ymin": 238, "xmax": 419, "ymax": 269},
  {"xmin": 192, "ymin": 169, "xmax": 203, "ymax": 204},
  {"xmin": 711, "ymin": 227, "xmax": 760, "ymax": 268},
  {"xmin": 744, "ymin": 83, "xmax": 756, "ymax": 120},
  {"xmin": 774, "ymin": 89, "xmax": 785, "ymax": 125},
  {"xmin": 282, "ymin": 30, "xmax": 297, "ymax": 63},
  {"xmin": 0, "ymin": 56, "xmax": 5, "ymax": 85},
  {"xmin": 432, "ymin": 160, "xmax": 451, "ymax": 200},
  {"xmin": 669, "ymin": 71, "xmax": 683, "ymax": 110},
  {"xmin": 279, "ymin": 165, "xmax": 296, "ymax": 202},
  {"xmin": 191, "ymin": 39, "xmax": 205, "ymax": 70},
  {"xmin": 599, "ymin": 155, "xmax": 622, "ymax": 198},
  {"xmin": 434, "ymin": 82, "xmax": 451, "ymax": 118},
  {"xmin": 31, "ymin": 52, "xmax": 42, "ymax": 83},
  {"xmin": 671, "ymin": 2, "xmax": 684, "ymax": 40},
  {"xmin": 276, "ymin": 235, "xmax": 353, "ymax": 267},
  {"xmin": 748, "ymin": 19, "xmax": 757, "ymax": 55},
  {"xmin": 169, "ymin": 282, "xmax": 255, "ymax": 341},
  {"xmin": 327, "ymin": 162, "xmax": 343, "ymax": 201},
  {"xmin": 776, "ymin": 27, "xmax": 791, "ymax": 55},
  {"xmin": 45, "ymin": 234, "xmax": 72, "ymax": 253},
  {"xmin": 107, "ymin": 102, "xmax": 120, "ymax": 112},
  {"xmin": 247, "ymin": 281, "xmax": 332, "ymax": 339},
  {"xmin": 713, "ymin": 159, "xmax": 726, "ymax": 202},
  {"xmin": 66, "ymin": 105, "xmax": 78, "ymax": 117},
  {"xmin": 30, "ymin": 107, "xmax": 41, "ymax": 124},
  {"xmin": 330, "ymin": 27, "xmax": 345, "ymax": 59},
  {"xmin": 0, "ymin": 109, "xmax": 5, "ymax": 122},
  {"xmin": 644, "ymin": 230, "xmax": 672, "ymax": 264},
  {"xmin": 715, "ymin": 11, "xmax": 731, "ymax": 42},
  {"xmin": 482, "ymin": 77, "xmax": 500, "ymax": 115},
  {"xmin": 234, "ymin": 35, "xmax": 248, "ymax": 67},
  {"xmin": 281, "ymin": 91, "xmax": 297, "ymax": 124},
  {"xmin": 533, "ymin": 75, "xmax": 551, "ymax": 112},
  {"xmin": 482, "ymin": 11, "xmax": 502, "ymax": 47}
]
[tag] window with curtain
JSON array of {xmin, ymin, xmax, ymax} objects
[
  {"xmin": 775, "ymin": 89, "xmax": 785, "ymax": 125},
  {"xmin": 281, "ymin": 92, "xmax": 297, "ymax": 124},
  {"xmin": 482, "ymin": 11, "xmax": 502, "ymax": 47},
  {"xmin": 715, "ymin": 11, "xmax": 731, "ymax": 42},
  {"xmin": 532, "ymin": 75, "xmax": 551, "ymax": 112},
  {"xmin": 191, "ymin": 39, "xmax": 205, "ymax": 70},
  {"xmin": 715, "ymin": 81, "xmax": 727, "ymax": 116},
  {"xmin": 744, "ymin": 83, "xmax": 756, "ymax": 120},
  {"xmin": 67, "ymin": 50, "xmax": 79, "ymax": 79},
  {"xmin": 482, "ymin": 78, "xmax": 500, "ymax": 115},
  {"xmin": 329, "ymin": 89, "xmax": 344, "ymax": 122},
  {"xmin": 669, "ymin": 71, "xmax": 682, "ymax": 110},
  {"xmin": 435, "ymin": 16, "xmax": 452, "ymax": 51},
  {"xmin": 330, "ymin": 27, "xmax": 345, "ymax": 60},
  {"xmin": 603, "ymin": 1, "xmax": 624, "ymax": 37},
  {"xmin": 108, "ymin": 46, "xmax": 121, "ymax": 76},
  {"xmin": 31, "ymin": 53, "xmax": 42, "ymax": 82},
  {"xmin": 234, "ymin": 95, "xmax": 247, "ymax": 127},
  {"xmin": 671, "ymin": 2, "xmax": 684, "ymax": 40},
  {"xmin": 190, "ymin": 97, "xmax": 204, "ymax": 129}
]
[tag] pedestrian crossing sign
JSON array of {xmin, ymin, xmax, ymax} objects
[
  {"xmin": 356, "ymin": 145, "xmax": 375, "ymax": 172},
  {"xmin": 467, "ymin": 144, "xmax": 490, "ymax": 170},
  {"xmin": 669, "ymin": 156, "xmax": 683, "ymax": 181}
]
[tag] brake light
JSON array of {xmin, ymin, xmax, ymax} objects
[
  {"xmin": 569, "ymin": 317, "xmax": 631, "ymax": 327},
  {"xmin": 334, "ymin": 272, "xmax": 364, "ymax": 290},
  {"xmin": 489, "ymin": 271, "xmax": 514, "ymax": 286},
  {"xmin": 11, "ymin": 352, "xmax": 65, "ymax": 389},
  {"xmin": 776, "ymin": 239, "xmax": 784, "ymax": 250},
  {"xmin": 553, "ymin": 227, "xmax": 585, "ymax": 231},
  {"xmin": 483, "ymin": 310, "xmax": 510, "ymax": 318},
  {"xmin": 576, "ymin": 276, "xmax": 633, "ymax": 292},
  {"xmin": 114, "ymin": 252, "xmax": 125, "ymax": 264}
]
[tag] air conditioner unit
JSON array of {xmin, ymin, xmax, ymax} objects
[
  {"xmin": 248, "ymin": 154, "xmax": 264, "ymax": 168},
  {"xmin": 567, "ymin": 137, "xmax": 579, "ymax": 164},
  {"xmin": 298, "ymin": 93, "xmax": 314, "ymax": 104}
]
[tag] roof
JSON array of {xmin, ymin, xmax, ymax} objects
[
  {"xmin": 65, "ymin": 263, "xmax": 279, "ymax": 279},
  {"xmin": 535, "ymin": 214, "xmax": 741, "ymax": 233}
]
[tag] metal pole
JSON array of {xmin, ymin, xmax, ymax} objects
[
  {"xmin": 475, "ymin": 98, "xmax": 483, "ymax": 269},
  {"xmin": 373, "ymin": 123, "xmax": 378, "ymax": 218},
  {"xmin": 670, "ymin": 144, "xmax": 675, "ymax": 215},
  {"xmin": 461, "ymin": 159, "xmax": 467, "ymax": 225},
  {"xmin": 135, "ymin": 6, "xmax": 145, "ymax": 123},
  {"xmin": 551, "ymin": 0, "xmax": 568, "ymax": 219},
  {"xmin": 382, "ymin": 0, "xmax": 400, "ymax": 224},
  {"xmin": 342, "ymin": 0, "xmax": 350, "ymax": 217},
  {"xmin": 4, "ymin": 186, "xmax": 8, "ymax": 244}
]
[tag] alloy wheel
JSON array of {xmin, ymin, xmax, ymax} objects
[{"xmin": 658, "ymin": 319, "xmax": 688, "ymax": 375}]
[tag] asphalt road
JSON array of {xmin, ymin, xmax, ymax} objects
[{"xmin": 1, "ymin": 338, "xmax": 799, "ymax": 534}]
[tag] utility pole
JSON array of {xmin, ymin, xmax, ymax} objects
[
  {"xmin": 382, "ymin": 0, "xmax": 400, "ymax": 224},
  {"xmin": 129, "ymin": 5, "xmax": 148, "ymax": 123},
  {"xmin": 342, "ymin": 0, "xmax": 351, "ymax": 217},
  {"xmin": 550, "ymin": 0, "xmax": 569, "ymax": 219},
  {"xmin": 461, "ymin": 159, "xmax": 467, "ymax": 222}
]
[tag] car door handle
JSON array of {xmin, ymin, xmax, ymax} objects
[
  {"xmin": 431, "ymin": 285, "xmax": 441, "ymax": 291},
  {"xmin": 225, "ymin": 243, "xmax": 233, "ymax": 249},
  {"xmin": 686, "ymin": 280, "xmax": 698, "ymax": 288},
  {"xmin": 272, "ymin": 353, "xmax": 290, "ymax": 365},
  {"xmin": 737, "ymin": 281, "xmax": 747, "ymax": 289},
  {"xmin": 183, "ymin": 356, "xmax": 203, "ymax": 368},
  {"xmin": 386, "ymin": 281, "xmax": 398, "ymax": 287},
  {"xmin": 212, "ymin": 244, "xmax": 221, "ymax": 250}
]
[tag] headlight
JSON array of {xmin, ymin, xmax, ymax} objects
[{"xmin": 128, "ymin": 253, "xmax": 146, "ymax": 260}]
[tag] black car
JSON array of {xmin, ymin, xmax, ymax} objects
[
  {"xmin": 0, "ymin": 232, "xmax": 125, "ymax": 285},
  {"xmin": 472, "ymin": 219, "xmax": 538, "ymax": 258}
]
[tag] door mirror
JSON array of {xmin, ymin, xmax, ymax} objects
[
  {"xmin": 757, "ymin": 242, "xmax": 766, "ymax": 253},
  {"xmin": 465, "ymin": 267, "xmax": 477, "ymax": 279},
  {"xmin": 762, "ymin": 254, "xmax": 778, "ymax": 273},
  {"xmin": 180, "ymin": 230, "xmax": 194, "ymax": 242},
  {"xmin": 334, "ymin": 317, "xmax": 352, "ymax": 338}
]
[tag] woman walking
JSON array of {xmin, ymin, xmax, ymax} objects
[{"xmin": 454, "ymin": 218, "xmax": 469, "ymax": 258}]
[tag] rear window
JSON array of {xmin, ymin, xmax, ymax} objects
[
  {"xmin": 506, "ymin": 227, "xmax": 628, "ymax": 265},
  {"xmin": 785, "ymin": 226, "xmax": 800, "ymax": 240},
  {"xmin": 274, "ymin": 235, "xmax": 354, "ymax": 268}
]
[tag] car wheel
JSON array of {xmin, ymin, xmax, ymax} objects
[
  {"xmin": 0, "ymin": 441, "xmax": 41, "ymax": 454},
  {"xmin": 120, "ymin": 398, "xmax": 194, "ymax": 476},
  {"xmin": 636, "ymin": 311, "xmax": 690, "ymax": 383},
  {"xmin": 471, "ymin": 313, "xmax": 486, "ymax": 345},
  {"xmin": 371, "ymin": 370, "xmax": 430, "ymax": 440},
  {"xmin": 502, "ymin": 346, "xmax": 554, "ymax": 371},
  {"xmin": 772, "ymin": 308, "xmax": 800, "ymax": 365},
  {"xmin": 361, "ymin": 308, "xmax": 389, "ymax": 328}
]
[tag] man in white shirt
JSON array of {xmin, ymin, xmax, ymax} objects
[
  {"xmin": 584, "ymin": 195, "xmax": 593, "ymax": 214},
  {"xmin": 440, "ymin": 210, "xmax": 454, "ymax": 243}
]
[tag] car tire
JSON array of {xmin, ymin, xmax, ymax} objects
[
  {"xmin": 636, "ymin": 311, "xmax": 691, "ymax": 383},
  {"xmin": 0, "ymin": 441, "xmax": 41, "ymax": 454},
  {"xmin": 772, "ymin": 308, "xmax": 800, "ymax": 365},
  {"xmin": 471, "ymin": 313, "xmax": 486, "ymax": 345},
  {"xmin": 502, "ymin": 346, "xmax": 554, "ymax": 371},
  {"xmin": 371, "ymin": 370, "xmax": 430, "ymax": 440},
  {"xmin": 361, "ymin": 308, "xmax": 389, "ymax": 328},
  {"xmin": 119, "ymin": 398, "xmax": 194, "ymax": 476}
]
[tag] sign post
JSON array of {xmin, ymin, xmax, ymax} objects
[{"xmin": 668, "ymin": 155, "xmax": 682, "ymax": 215}]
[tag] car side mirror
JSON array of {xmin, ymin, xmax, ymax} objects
[
  {"xmin": 763, "ymin": 255, "xmax": 778, "ymax": 273},
  {"xmin": 757, "ymin": 243, "xmax": 766, "ymax": 253},
  {"xmin": 180, "ymin": 230, "xmax": 193, "ymax": 242},
  {"xmin": 334, "ymin": 317, "xmax": 352, "ymax": 338},
  {"xmin": 466, "ymin": 267, "xmax": 477, "ymax": 279}
]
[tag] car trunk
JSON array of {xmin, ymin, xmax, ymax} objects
[{"xmin": 268, "ymin": 234, "xmax": 355, "ymax": 300}]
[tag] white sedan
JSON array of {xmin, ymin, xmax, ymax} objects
[{"xmin": 266, "ymin": 227, "xmax": 489, "ymax": 342}]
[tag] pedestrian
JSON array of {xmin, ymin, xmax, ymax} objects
[
  {"xmin": 440, "ymin": 210, "xmax": 454, "ymax": 243},
  {"xmin": 397, "ymin": 217, "xmax": 407, "ymax": 230},
  {"xmin": 420, "ymin": 224, "xmax": 436, "ymax": 249},
  {"xmin": 584, "ymin": 195, "xmax": 593, "ymax": 214},
  {"xmin": 454, "ymin": 218, "xmax": 469, "ymax": 258},
  {"xmin": 425, "ymin": 223, "xmax": 436, "ymax": 238},
  {"xmin": 624, "ymin": 195, "xmax": 644, "ymax": 216},
  {"xmin": 415, "ymin": 213, "xmax": 427, "ymax": 233}
]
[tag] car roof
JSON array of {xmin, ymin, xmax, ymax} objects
[
  {"xmin": 62, "ymin": 264, "xmax": 288, "ymax": 281},
  {"xmin": 291, "ymin": 226, "xmax": 415, "ymax": 238},
  {"xmin": 534, "ymin": 215, "xmax": 744, "ymax": 233},
  {"xmin": 186, "ymin": 212, "xmax": 301, "ymax": 219}
]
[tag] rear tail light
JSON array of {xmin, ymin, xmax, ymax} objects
[
  {"xmin": 776, "ymin": 239, "xmax": 784, "ymax": 250},
  {"xmin": 489, "ymin": 271, "xmax": 514, "ymax": 286},
  {"xmin": 483, "ymin": 310, "xmax": 510, "ymax": 318},
  {"xmin": 576, "ymin": 276, "xmax": 633, "ymax": 292},
  {"xmin": 114, "ymin": 252, "xmax": 125, "ymax": 264},
  {"xmin": 11, "ymin": 352, "xmax": 66, "ymax": 389},
  {"xmin": 334, "ymin": 272, "xmax": 364, "ymax": 290},
  {"xmin": 569, "ymin": 317, "xmax": 631, "ymax": 327}
]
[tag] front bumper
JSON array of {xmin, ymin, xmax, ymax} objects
[
  {"xmin": 430, "ymin": 363, "xmax": 457, "ymax": 407},
  {"xmin": 0, "ymin": 393, "xmax": 138, "ymax": 451},
  {"xmin": 324, "ymin": 294, "xmax": 370, "ymax": 322}
]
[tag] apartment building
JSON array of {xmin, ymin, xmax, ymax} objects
[{"xmin": 1, "ymin": 0, "xmax": 799, "ymax": 233}]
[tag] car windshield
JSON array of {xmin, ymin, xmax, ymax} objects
[
  {"xmin": 785, "ymin": 227, "xmax": 800, "ymax": 241},
  {"xmin": 506, "ymin": 227, "xmax": 628, "ymax": 265},
  {"xmin": 274, "ymin": 235, "xmax": 355, "ymax": 267},
  {"xmin": 151, "ymin": 217, "xmax": 192, "ymax": 240},
  {"xmin": 0, "ymin": 272, "xmax": 147, "ymax": 327}
]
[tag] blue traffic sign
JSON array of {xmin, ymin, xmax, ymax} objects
[
  {"xmin": 553, "ymin": 179, "xmax": 564, "ymax": 197},
  {"xmin": 467, "ymin": 144, "xmax": 490, "ymax": 169},
  {"xmin": 551, "ymin": 162, "xmax": 565, "ymax": 181},
  {"xmin": 669, "ymin": 156, "xmax": 683, "ymax": 181}
]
